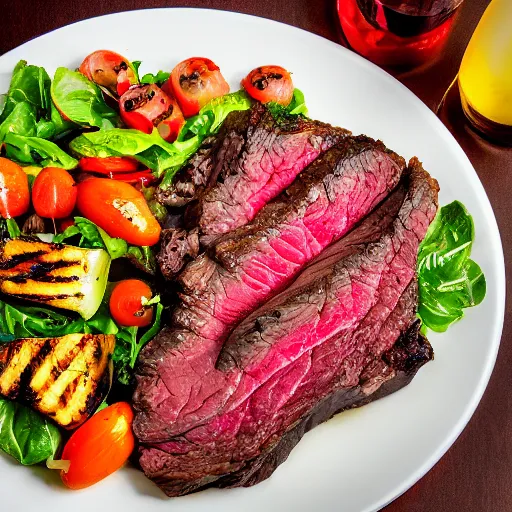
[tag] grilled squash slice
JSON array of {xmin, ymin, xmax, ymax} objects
[
  {"xmin": 0, "ymin": 239, "xmax": 110, "ymax": 319},
  {"xmin": 0, "ymin": 333, "xmax": 115, "ymax": 429}
]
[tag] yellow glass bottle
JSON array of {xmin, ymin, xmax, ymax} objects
[{"xmin": 458, "ymin": 0, "xmax": 512, "ymax": 145}]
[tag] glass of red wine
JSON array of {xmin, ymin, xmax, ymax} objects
[{"xmin": 337, "ymin": 0, "xmax": 465, "ymax": 68}]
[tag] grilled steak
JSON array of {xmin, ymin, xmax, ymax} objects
[
  {"xmin": 135, "ymin": 138, "xmax": 407, "ymax": 439},
  {"xmin": 157, "ymin": 105, "xmax": 349, "ymax": 277},
  {"xmin": 139, "ymin": 320, "xmax": 432, "ymax": 496},
  {"xmin": 134, "ymin": 157, "xmax": 438, "ymax": 495}
]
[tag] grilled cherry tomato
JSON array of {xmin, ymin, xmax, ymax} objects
[
  {"xmin": 109, "ymin": 279, "xmax": 154, "ymax": 327},
  {"xmin": 241, "ymin": 65, "xmax": 294, "ymax": 105},
  {"xmin": 119, "ymin": 84, "xmax": 185, "ymax": 141},
  {"xmin": 0, "ymin": 158, "xmax": 30, "ymax": 218},
  {"xmin": 79, "ymin": 50, "xmax": 137, "ymax": 96},
  {"xmin": 60, "ymin": 402, "xmax": 135, "ymax": 490},
  {"xmin": 169, "ymin": 57, "xmax": 230, "ymax": 117},
  {"xmin": 32, "ymin": 167, "xmax": 77, "ymax": 219},
  {"xmin": 76, "ymin": 178, "xmax": 161, "ymax": 246},
  {"xmin": 79, "ymin": 157, "xmax": 140, "ymax": 174}
]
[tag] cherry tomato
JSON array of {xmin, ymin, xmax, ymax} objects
[
  {"xmin": 0, "ymin": 158, "xmax": 30, "ymax": 219},
  {"xmin": 241, "ymin": 65, "xmax": 294, "ymax": 105},
  {"xmin": 169, "ymin": 57, "xmax": 230, "ymax": 117},
  {"xmin": 76, "ymin": 178, "xmax": 161, "ymax": 246},
  {"xmin": 119, "ymin": 84, "xmax": 185, "ymax": 141},
  {"xmin": 79, "ymin": 50, "xmax": 137, "ymax": 96},
  {"xmin": 109, "ymin": 279, "xmax": 154, "ymax": 327},
  {"xmin": 32, "ymin": 167, "xmax": 77, "ymax": 219},
  {"xmin": 79, "ymin": 157, "xmax": 140, "ymax": 175},
  {"xmin": 60, "ymin": 402, "xmax": 135, "ymax": 490},
  {"xmin": 58, "ymin": 217, "xmax": 75, "ymax": 232}
]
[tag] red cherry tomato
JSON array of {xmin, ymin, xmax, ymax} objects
[
  {"xmin": 79, "ymin": 50, "xmax": 137, "ymax": 96},
  {"xmin": 76, "ymin": 178, "xmax": 161, "ymax": 246},
  {"xmin": 241, "ymin": 65, "xmax": 294, "ymax": 105},
  {"xmin": 109, "ymin": 279, "xmax": 154, "ymax": 327},
  {"xmin": 0, "ymin": 158, "xmax": 30, "ymax": 219},
  {"xmin": 32, "ymin": 167, "xmax": 77, "ymax": 219},
  {"xmin": 79, "ymin": 157, "xmax": 140, "ymax": 175},
  {"xmin": 60, "ymin": 402, "xmax": 135, "ymax": 490},
  {"xmin": 119, "ymin": 84, "xmax": 185, "ymax": 141},
  {"xmin": 169, "ymin": 57, "xmax": 230, "ymax": 117},
  {"xmin": 58, "ymin": 217, "xmax": 75, "ymax": 232}
]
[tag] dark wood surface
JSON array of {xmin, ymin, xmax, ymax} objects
[{"xmin": 2, "ymin": 1, "xmax": 510, "ymax": 510}]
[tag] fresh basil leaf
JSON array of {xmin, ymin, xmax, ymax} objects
[
  {"xmin": 0, "ymin": 398, "xmax": 61, "ymax": 465},
  {"xmin": 3, "ymin": 133, "xmax": 77, "ymax": 169},
  {"xmin": 0, "ymin": 61, "xmax": 51, "ymax": 124},
  {"xmin": 51, "ymin": 68, "xmax": 119, "ymax": 129},
  {"xmin": 417, "ymin": 200, "xmax": 486, "ymax": 332}
]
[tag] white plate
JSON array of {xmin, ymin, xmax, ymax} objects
[{"xmin": 0, "ymin": 8, "xmax": 505, "ymax": 512}]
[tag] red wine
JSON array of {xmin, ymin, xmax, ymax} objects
[{"xmin": 356, "ymin": 0, "xmax": 464, "ymax": 37}]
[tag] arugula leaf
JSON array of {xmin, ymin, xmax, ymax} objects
[
  {"xmin": 69, "ymin": 90, "xmax": 252, "ymax": 183},
  {"xmin": 140, "ymin": 70, "xmax": 170, "ymax": 86},
  {"xmin": 3, "ymin": 133, "xmax": 77, "ymax": 169},
  {"xmin": 51, "ymin": 68, "xmax": 119, "ymax": 129},
  {"xmin": 54, "ymin": 217, "xmax": 128, "ymax": 259},
  {"xmin": 417, "ymin": 201, "xmax": 486, "ymax": 332},
  {"xmin": 0, "ymin": 398, "xmax": 61, "ymax": 466},
  {"xmin": 0, "ymin": 61, "xmax": 51, "ymax": 124}
]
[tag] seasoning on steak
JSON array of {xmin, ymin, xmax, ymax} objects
[
  {"xmin": 156, "ymin": 104, "xmax": 350, "ymax": 278},
  {"xmin": 134, "ymin": 138, "xmax": 407, "ymax": 440}
]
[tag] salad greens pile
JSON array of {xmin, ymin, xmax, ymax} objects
[{"xmin": 417, "ymin": 201, "xmax": 486, "ymax": 332}]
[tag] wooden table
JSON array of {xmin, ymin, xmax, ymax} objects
[{"xmin": 2, "ymin": 0, "xmax": 510, "ymax": 510}]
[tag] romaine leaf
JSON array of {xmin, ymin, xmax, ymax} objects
[
  {"xmin": 51, "ymin": 68, "xmax": 119, "ymax": 129},
  {"xmin": 3, "ymin": 133, "xmax": 77, "ymax": 169},
  {"xmin": 417, "ymin": 200, "xmax": 486, "ymax": 332},
  {"xmin": 0, "ymin": 398, "xmax": 61, "ymax": 465}
]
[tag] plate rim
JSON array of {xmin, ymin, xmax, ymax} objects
[{"xmin": 0, "ymin": 8, "xmax": 506, "ymax": 512}]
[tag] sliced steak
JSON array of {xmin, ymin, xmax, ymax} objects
[
  {"xmin": 134, "ymin": 140, "xmax": 407, "ymax": 440},
  {"xmin": 134, "ymin": 158, "xmax": 438, "ymax": 495},
  {"xmin": 156, "ymin": 105, "xmax": 350, "ymax": 278}
]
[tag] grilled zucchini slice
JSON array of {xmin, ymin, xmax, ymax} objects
[
  {"xmin": 0, "ymin": 239, "xmax": 110, "ymax": 319},
  {"xmin": 0, "ymin": 333, "xmax": 115, "ymax": 429}
]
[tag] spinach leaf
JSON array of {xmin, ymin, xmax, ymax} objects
[
  {"xmin": 3, "ymin": 133, "xmax": 77, "ymax": 169},
  {"xmin": 140, "ymin": 70, "xmax": 170, "ymax": 86},
  {"xmin": 0, "ymin": 102, "xmax": 37, "ymax": 140},
  {"xmin": 126, "ymin": 245, "xmax": 156, "ymax": 275},
  {"xmin": 417, "ymin": 200, "xmax": 486, "ymax": 332},
  {"xmin": 69, "ymin": 90, "xmax": 252, "ymax": 183},
  {"xmin": 0, "ymin": 398, "xmax": 61, "ymax": 465},
  {"xmin": 113, "ymin": 302, "xmax": 163, "ymax": 385},
  {"xmin": 51, "ymin": 68, "xmax": 119, "ymax": 129},
  {"xmin": 54, "ymin": 217, "xmax": 128, "ymax": 259},
  {"xmin": 0, "ymin": 61, "xmax": 51, "ymax": 124}
]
